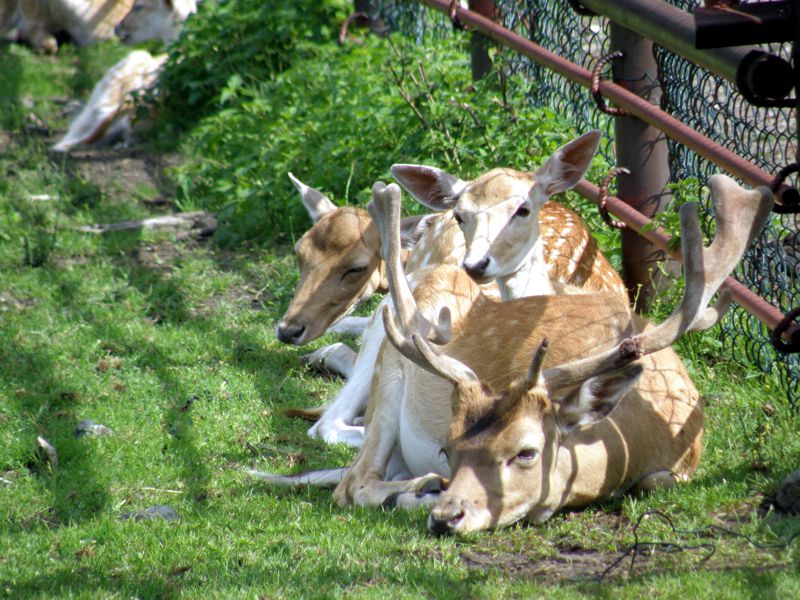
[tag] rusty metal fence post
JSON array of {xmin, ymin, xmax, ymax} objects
[
  {"xmin": 469, "ymin": 1, "xmax": 494, "ymax": 80},
  {"xmin": 609, "ymin": 24, "xmax": 676, "ymax": 311}
]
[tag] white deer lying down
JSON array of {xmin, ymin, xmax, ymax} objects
[
  {"xmin": 277, "ymin": 132, "xmax": 624, "ymax": 445},
  {"xmin": 52, "ymin": 49, "xmax": 166, "ymax": 152},
  {"xmin": 9, "ymin": 0, "xmax": 133, "ymax": 53},
  {"xmin": 253, "ymin": 175, "xmax": 773, "ymax": 534},
  {"xmin": 51, "ymin": 0, "xmax": 196, "ymax": 151},
  {"xmin": 115, "ymin": 0, "xmax": 196, "ymax": 45}
]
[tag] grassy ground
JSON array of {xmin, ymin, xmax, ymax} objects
[{"xmin": 1, "ymin": 40, "xmax": 800, "ymax": 599}]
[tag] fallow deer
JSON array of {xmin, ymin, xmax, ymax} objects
[
  {"xmin": 52, "ymin": 49, "xmax": 167, "ymax": 152},
  {"xmin": 278, "ymin": 131, "xmax": 622, "ymax": 446},
  {"xmin": 14, "ymin": 0, "xmax": 133, "ymax": 53},
  {"xmin": 327, "ymin": 175, "xmax": 772, "ymax": 533},
  {"xmin": 115, "ymin": 0, "xmax": 196, "ymax": 45}
]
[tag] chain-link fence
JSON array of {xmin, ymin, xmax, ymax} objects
[{"xmin": 372, "ymin": 0, "xmax": 800, "ymax": 406}]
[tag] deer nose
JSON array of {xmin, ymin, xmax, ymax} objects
[
  {"xmin": 428, "ymin": 505, "xmax": 465, "ymax": 536},
  {"xmin": 276, "ymin": 323, "xmax": 306, "ymax": 345},
  {"xmin": 463, "ymin": 256, "xmax": 490, "ymax": 280}
]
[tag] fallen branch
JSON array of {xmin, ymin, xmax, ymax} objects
[{"xmin": 76, "ymin": 212, "xmax": 217, "ymax": 236}]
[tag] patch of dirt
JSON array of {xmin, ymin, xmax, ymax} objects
[
  {"xmin": 58, "ymin": 142, "xmax": 181, "ymax": 208},
  {"xmin": 457, "ymin": 506, "xmax": 796, "ymax": 584},
  {"xmin": 190, "ymin": 284, "xmax": 273, "ymax": 319},
  {"xmin": 461, "ymin": 546, "xmax": 614, "ymax": 583},
  {"xmin": 0, "ymin": 292, "xmax": 37, "ymax": 312}
]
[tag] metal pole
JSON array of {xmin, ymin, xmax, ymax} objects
[
  {"xmin": 469, "ymin": 0, "xmax": 494, "ymax": 81},
  {"xmin": 610, "ymin": 24, "xmax": 675, "ymax": 310},
  {"xmin": 578, "ymin": 0, "xmax": 792, "ymax": 94}
]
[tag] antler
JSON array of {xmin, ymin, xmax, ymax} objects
[
  {"xmin": 542, "ymin": 174, "xmax": 775, "ymax": 390},
  {"xmin": 367, "ymin": 182, "xmax": 453, "ymax": 372}
]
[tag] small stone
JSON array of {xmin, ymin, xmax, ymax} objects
[
  {"xmin": 75, "ymin": 419, "xmax": 114, "ymax": 438},
  {"xmin": 119, "ymin": 505, "xmax": 180, "ymax": 522},
  {"xmin": 36, "ymin": 436, "xmax": 58, "ymax": 468}
]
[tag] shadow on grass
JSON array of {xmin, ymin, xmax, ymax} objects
[
  {"xmin": 1, "ymin": 216, "xmax": 322, "ymax": 523},
  {"xmin": 0, "ymin": 339, "xmax": 112, "ymax": 525},
  {"xmin": 0, "ymin": 42, "xmax": 24, "ymax": 130}
]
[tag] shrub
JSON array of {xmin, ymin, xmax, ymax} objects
[
  {"xmin": 170, "ymin": 31, "xmax": 609, "ymax": 245},
  {"xmin": 155, "ymin": 0, "xmax": 350, "ymax": 132}
]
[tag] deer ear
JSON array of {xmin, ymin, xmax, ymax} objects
[
  {"xmin": 391, "ymin": 164, "xmax": 467, "ymax": 211},
  {"xmin": 288, "ymin": 172, "xmax": 337, "ymax": 222},
  {"xmin": 399, "ymin": 213, "xmax": 436, "ymax": 250},
  {"xmin": 555, "ymin": 363, "xmax": 642, "ymax": 433},
  {"xmin": 532, "ymin": 130, "xmax": 602, "ymax": 202}
]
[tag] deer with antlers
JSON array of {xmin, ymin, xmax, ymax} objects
[
  {"xmin": 321, "ymin": 175, "xmax": 773, "ymax": 532},
  {"xmin": 275, "ymin": 132, "xmax": 625, "ymax": 445}
]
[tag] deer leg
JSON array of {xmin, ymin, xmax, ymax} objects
[
  {"xmin": 300, "ymin": 342, "xmax": 357, "ymax": 379},
  {"xmin": 327, "ymin": 316, "xmax": 370, "ymax": 337},
  {"xmin": 308, "ymin": 310, "xmax": 387, "ymax": 446},
  {"xmin": 333, "ymin": 346, "xmax": 407, "ymax": 505},
  {"xmin": 355, "ymin": 473, "xmax": 445, "ymax": 508}
]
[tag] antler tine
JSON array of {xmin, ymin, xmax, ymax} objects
[
  {"xmin": 382, "ymin": 304, "xmax": 464, "ymax": 380},
  {"xmin": 370, "ymin": 180, "xmax": 453, "ymax": 345},
  {"xmin": 367, "ymin": 182, "xmax": 416, "ymax": 329},
  {"xmin": 543, "ymin": 176, "xmax": 774, "ymax": 391}
]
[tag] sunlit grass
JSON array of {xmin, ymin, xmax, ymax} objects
[{"xmin": 1, "ymin": 36, "xmax": 799, "ymax": 600}]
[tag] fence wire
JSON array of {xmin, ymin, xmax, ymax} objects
[{"xmin": 373, "ymin": 0, "xmax": 799, "ymax": 406}]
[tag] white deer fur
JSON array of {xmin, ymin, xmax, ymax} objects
[
  {"xmin": 11, "ymin": 0, "xmax": 134, "ymax": 52},
  {"xmin": 115, "ymin": 0, "xmax": 195, "ymax": 45},
  {"xmin": 51, "ymin": 0, "xmax": 196, "ymax": 152},
  {"xmin": 52, "ymin": 49, "xmax": 166, "ymax": 152},
  {"xmin": 275, "ymin": 133, "xmax": 614, "ymax": 447}
]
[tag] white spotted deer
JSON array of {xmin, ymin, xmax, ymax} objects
[
  {"xmin": 278, "ymin": 131, "xmax": 622, "ymax": 445},
  {"xmin": 328, "ymin": 175, "xmax": 772, "ymax": 532}
]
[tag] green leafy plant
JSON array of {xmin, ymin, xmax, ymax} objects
[
  {"xmin": 154, "ymin": 0, "xmax": 350, "ymax": 134},
  {"xmin": 168, "ymin": 31, "xmax": 604, "ymax": 245}
]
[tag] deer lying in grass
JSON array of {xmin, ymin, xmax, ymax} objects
[
  {"xmin": 7, "ymin": 0, "xmax": 133, "ymax": 53},
  {"xmin": 50, "ymin": 0, "xmax": 196, "ymax": 151},
  {"xmin": 325, "ymin": 175, "xmax": 772, "ymax": 533},
  {"xmin": 275, "ymin": 172, "xmax": 439, "ymax": 381},
  {"xmin": 51, "ymin": 49, "xmax": 167, "ymax": 152},
  {"xmin": 276, "ymin": 132, "xmax": 622, "ymax": 445}
]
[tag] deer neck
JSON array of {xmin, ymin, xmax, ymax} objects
[{"xmin": 494, "ymin": 237, "xmax": 554, "ymax": 301}]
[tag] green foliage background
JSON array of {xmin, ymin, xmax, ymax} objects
[{"xmin": 154, "ymin": 0, "xmax": 617, "ymax": 247}]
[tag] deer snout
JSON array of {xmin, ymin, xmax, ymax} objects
[
  {"xmin": 276, "ymin": 322, "xmax": 306, "ymax": 345},
  {"xmin": 463, "ymin": 256, "xmax": 490, "ymax": 281},
  {"xmin": 428, "ymin": 500, "xmax": 466, "ymax": 536}
]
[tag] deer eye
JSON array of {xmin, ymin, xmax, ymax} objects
[
  {"xmin": 342, "ymin": 265, "xmax": 367, "ymax": 279},
  {"xmin": 513, "ymin": 447, "xmax": 539, "ymax": 464},
  {"xmin": 513, "ymin": 204, "xmax": 531, "ymax": 219}
]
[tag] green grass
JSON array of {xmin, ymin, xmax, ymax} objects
[{"xmin": 1, "ymin": 38, "xmax": 800, "ymax": 599}]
